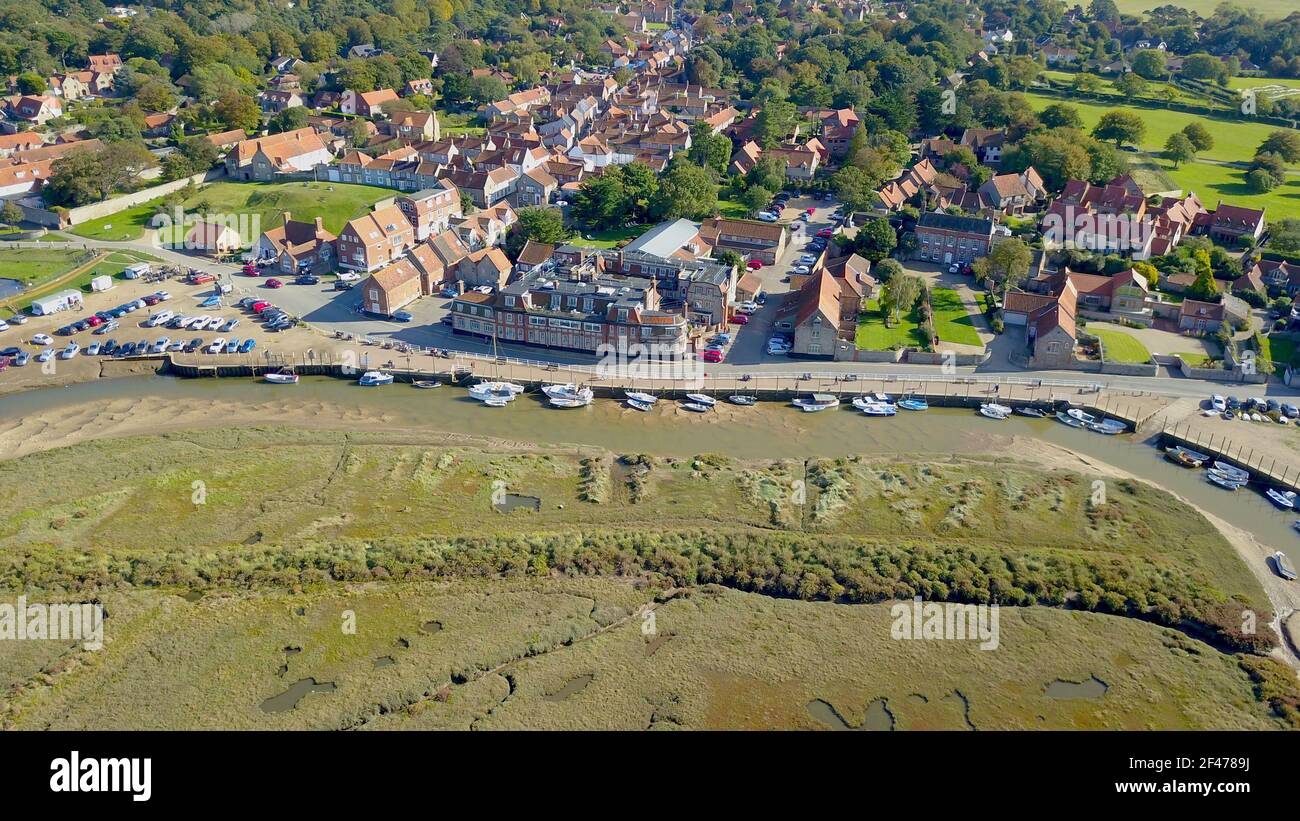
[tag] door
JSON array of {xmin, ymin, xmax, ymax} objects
[{"xmin": 944, "ymin": 252, "xmax": 953, "ymax": 264}]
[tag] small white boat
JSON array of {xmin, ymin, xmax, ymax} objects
[
  {"xmin": 543, "ymin": 383, "xmax": 594, "ymax": 402},
  {"xmin": 469, "ymin": 381, "xmax": 525, "ymax": 400},
  {"xmin": 358, "ymin": 371, "xmax": 394, "ymax": 386},
  {"xmin": 1088, "ymin": 418, "xmax": 1127, "ymax": 435},
  {"xmin": 1015, "ymin": 406, "xmax": 1048, "ymax": 418},
  {"xmin": 685, "ymin": 393, "xmax": 716, "ymax": 407},
  {"xmin": 1056, "ymin": 411, "xmax": 1086, "ymax": 428},
  {"xmin": 681, "ymin": 402, "xmax": 711, "ymax": 413},
  {"xmin": 1268, "ymin": 489, "xmax": 1297, "ymax": 509},
  {"xmin": 627, "ymin": 398, "xmax": 654, "ymax": 412},
  {"xmin": 549, "ymin": 395, "xmax": 593, "ymax": 408},
  {"xmin": 412, "ymin": 380, "xmax": 441, "ymax": 389},
  {"xmin": 1272, "ymin": 550, "xmax": 1297, "ymax": 581},
  {"xmin": 1212, "ymin": 461, "xmax": 1249, "ymax": 482},
  {"xmin": 264, "ymin": 368, "xmax": 298, "ymax": 385},
  {"xmin": 793, "ymin": 393, "xmax": 840, "ymax": 412},
  {"xmin": 980, "ymin": 404, "xmax": 1009, "ymax": 420},
  {"xmin": 984, "ymin": 402, "xmax": 1013, "ymax": 415},
  {"xmin": 727, "ymin": 395, "xmax": 757, "ymax": 406},
  {"xmin": 1066, "ymin": 408, "xmax": 1097, "ymax": 425},
  {"xmin": 626, "ymin": 391, "xmax": 657, "ymax": 405},
  {"xmin": 1206, "ymin": 470, "xmax": 1246, "ymax": 491},
  {"xmin": 871, "ymin": 392, "xmax": 894, "ymax": 404},
  {"xmin": 482, "ymin": 396, "xmax": 510, "ymax": 408}
]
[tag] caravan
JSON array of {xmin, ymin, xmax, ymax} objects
[{"xmin": 30, "ymin": 289, "xmax": 84, "ymax": 316}]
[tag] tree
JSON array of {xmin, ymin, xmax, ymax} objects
[
  {"xmin": 740, "ymin": 185, "xmax": 773, "ymax": 214},
  {"xmin": 854, "ymin": 218, "xmax": 897, "ymax": 262},
  {"xmin": 1114, "ymin": 72, "xmax": 1149, "ymax": 98},
  {"xmin": 1258, "ymin": 131, "xmax": 1300, "ymax": 164},
  {"xmin": 0, "ymin": 200, "xmax": 24, "ymax": 227},
  {"xmin": 16, "ymin": 72, "xmax": 45, "ymax": 94},
  {"xmin": 752, "ymin": 99, "xmax": 798, "ymax": 148},
  {"xmin": 1249, "ymin": 151, "xmax": 1288, "ymax": 187},
  {"xmin": 1132, "ymin": 261, "xmax": 1159, "ymax": 289},
  {"xmin": 873, "ymin": 259, "xmax": 904, "ymax": 282},
  {"xmin": 744, "ymin": 155, "xmax": 787, "ymax": 196},
  {"xmin": 652, "ymin": 161, "xmax": 718, "ymax": 221},
  {"xmin": 1182, "ymin": 53, "xmax": 1229, "ymax": 85},
  {"xmin": 43, "ymin": 141, "xmax": 158, "ymax": 206},
  {"xmin": 1039, "ymin": 103, "xmax": 1083, "ymax": 130},
  {"xmin": 505, "ymin": 207, "xmax": 569, "ymax": 258},
  {"xmin": 832, "ymin": 166, "xmax": 878, "ymax": 214},
  {"xmin": 882, "ymin": 274, "xmax": 922, "ymax": 323},
  {"xmin": 1164, "ymin": 132, "xmax": 1196, "ymax": 168},
  {"xmin": 1088, "ymin": 0, "xmax": 1120, "ymax": 25},
  {"xmin": 1247, "ymin": 168, "xmax": 1279, "ymax": 193},
  {"xmin": 214, "ymin": 92, "xmax": 260, "ymax": 133},
  {"xmin": 1181, "ymin": 122, "xmax": 1214, "ymax": 153},
  {"xmin": 268, "ymin": 107, "xmax": 308, "ymax": 134},
  {"xmin": 687, "ymin": 122, "xmax": 731, "ymax": 175},
  {"xmin": 1092, "ymin": 110, "xmax": 1146, "ymax": 147},
  {"xmin": 1270, "ymin": 219, "xmax": 1300, "ymax": 255},
  {"xmin": 1132, "ymin": 50, "xmax": 1167, "ymax": 80},
  {"xmin": 971, "ymin": 238, "xmax": 1033, "ymax": 294},
  {"xmin": 301, "ymin": 31, "xmax": 338, "ymax": 62},
  {"xmin": 1072, "ymin": 73, "xmax": 1103, "ymax": 94},
  {"xmin": 1189, "ymin": 267, "xmax": 1220, "ymax": 301}
]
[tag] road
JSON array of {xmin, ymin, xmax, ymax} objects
[{"xmin": 28, "ymin": 221, "xmax": 1300, "ymax": 403}]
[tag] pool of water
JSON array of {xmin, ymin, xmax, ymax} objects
[
  {"xmin": 1, "ymin": 373, "xmax": 1297, "ymax": 566},
  {"xmin": 0, "ymin": 277, "xmax": 22, "ymax": 300}
]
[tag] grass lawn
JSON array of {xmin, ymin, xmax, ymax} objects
[
  {"xmin": 2, "ymin": 249, "xmax": 161, "ymax": 312},
  {"xmin": 1258, "ymin": 334, "xmax": 1298, "ymax": 368},
  {"xmin": 438, "ymin": 109, "xmax": 485, "ymax": 136},
  {"xmin": 1175, "ymin": 351, "xmax": 1216, "ymax": 368},
  {"xmin": 0, "ymin": 247, "xmax": 89, "ymax": 287},
  {"xmin": 1041, "ymin": 70, "xmax": 1205, "ymax": 108},
  {"xmin": 929, "ymin": 287, "xmax": 982, "ymax": 346},
  {"xmin": 717, "ymin": 198, "xmax": 751, "ymax": 219},
  {"xmin": 1090, "ymin": 326, "xmax": 1152, "ymax": 364},
  {"xmin": 1023, "ymin": 91, "xmax": 1295, "ymax": 166},
  {"xmin": 70, "ymin": 181, "xmax": 393, "ymax": 243},
  {"xmin": 571, "ymin": 224, "xmax": 646, "ymax": 249},
  {"xmin": 856, "ymin": 300, "xmax": 928, "ymax": 350},
  {"xmin": 1116, "ymin": 0, "xmax": 1295, "ymax": 17},
  {"xmin": 1162, "ymin": 158, "xmax": 1300, "ymax": 220}
]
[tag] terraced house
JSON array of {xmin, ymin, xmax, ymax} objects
[
  {"xmin": 224, "ymin": 128, "xmax": 331, "ymax": 181},
  {"xmin": 337, "ymin": 203, "xmax": 416, "ymax": 273},
  {"xmin": 699, "ymin": 217, "xmax": 787, "ymax": 265},
  {"xmin": 451, "ymin": 271, "xmax": 687, "ymax": 356}
]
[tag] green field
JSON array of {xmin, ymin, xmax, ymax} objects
[
  {"xmin": 930, "ymin": 287, "xmax": 983, "ymax": 346},
  {"xmin": 856, "ymin": 300, "xmax": 928, "ymax": 349},
  {"xmin": 1041, "ymin": 70, "xmax": 1205, "ymax": 108},
  {"xmin": 1116, "ymin": 0, "xmax": 1296, "ymax": 17},
  {"xmin": 0, "ymin": 428, "xmax": 1291, "ymax": 729},
  {"xmin": 1090, "ymin": 326, "xmax": 1153, "ymax": 364},
  {"xmin": 1258, "ymin": 333, "xmax": 1299, "ymax": 368},
  {"xmin": 0, "ymin": 247, "xmax": 88, "ymax": 288},
  {"xmin": 1164, "ymin": 158, "xmax": 1300, "ymax": 219},
  {"xmin": 70, "ymin": 181, "xmax": 394, "ymax": 243},
  {"xmin": 572, "ymin": 224, "xmax": 645, "ymax": 249},
  {"xmin": 437, "ymin": 109, "xmax": 485, "ymax": 137}
]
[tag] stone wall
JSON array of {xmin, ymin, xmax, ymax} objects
[{"xmin": 20, "ymin": 167, "xmax": 227, "ymax": 228}]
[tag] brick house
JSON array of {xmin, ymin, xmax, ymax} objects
[
  {"xmin": 254, "ymin": 213, "xmax": 338, "ymax": 276},
  {"xmin": 698, "ymin": 217, "xmax": 787, "ymax": 265},
  {"xmin": 914, "ymin": 212, "xmax": 995, "ymax": 264},
  {"xmin": 396, "ymin": 181, "xmax": 462, "ymax": 241},
  {"xmin": 360, "ymin": 258, "xmax": 422, "ymax": 316},
  {"xmin": 225, "ymin": 128, "xmax": 331, "ymax": 181},
  {"xmin": 340, "ymin": 88, "xmax": 399, "ymax": 118},
  {"xmin": 337, "ymin": 203, "xmax": 417, "ymax": 273}
]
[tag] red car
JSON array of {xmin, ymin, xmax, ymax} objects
[
  {"xmin": 188, "ymin": 272, "xmax": 215, "ymax": 285},
  {"xmin": 815, "ymin": 228, "xmax": 834, "ymax": 238},
  {"xmin": 729, "ymin": 313, "xmax": 750, "ymax": 325},
  {"xmin": 242, "ymin": 263, "xmax": 260, "ymax": 277},
  {"xmin": 265, "ymin": 278, "xmax": 284, "ymax": 289},
  {"xmin": 746, "ymin": 259, "xmax": 764, "ymax": 269},
  {"xmin": 805, "ymin": 207, "xmax": 815, "ymax": 215},
  {"xmin": 251, "ymin": 300, "xmax": 271, "ymax": 312},
  {"xmin": 700, "ymin": 349, "xmax": 723, "ymax": 363},
  {"xmin": 85, "ymin": 314, "xmax": 104, "ymax": 327}
]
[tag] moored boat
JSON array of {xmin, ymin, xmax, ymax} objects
[
  {"xmin": 1272, "ymin": 550, "xmax": 1297, "ymax": 581},
  {"xmin": 727, "ymin": 395, "xmax": 757, "ymax": 406},
  {"xmin": 627, "ymin": 398, "xmax": 654, "ymax": 412},
  {"xmin": 625, "ymin": 391, "xmax": 657, "ymax": 405},
  {"xmin": 897, "ymin": 397, "xmax": 928, "ymax": 411},
  {"xmin": 1267, "ymin": 488, "xmax": 1297, "ymax": 509},
  {"xmin": 1087, "ymin": 418, "xmax": 1127, "ymax": 435},
  {"xmin": 1066, "ymin": 407, "xmax": 1097, "ymax": 425},
  {"xmin": 358, "ymin": 370, "xmax": 394, "ymax": 386},
  {"xmin": 1212, "ymin": 461, "xmax": 1249, "ymax": 482},
  {"xmin": 482, "ymin": 396, "xmax": 510, "ymax": 408},
  {"xmin": 979, "ymin": 404, "xmax": 1009, "ymax": 420},
  {"xmin": 681, "ymin": 401, "xmax": 711, "ymax": 413},
  {"xmin": 685, "ymin": 393, "xmax": 716, "ymax": 407},
  {"xmin": 543, "ymin": 383, "xmax": 594, "ymax": 402},
  {"xmin": 549, "ymin": 395, "xmax": 593, "ymax": 408},
  {"xmin": 793, "ymin": 393, "xmax": 840, "ymax": 412},
  {"xmin": 263, "ymin": 367, "xmax": 298, "ymax": 385},
  {"xmin": 1056, "ymin": 411, "xmax": 1086, "ymax": 428},
  {"xmin": 1015, "ymin": 406, "xmax": 1048, "ymax": 418},
  {"xmin": 412, "ymin": 380, "xmax": 441, "ymax": 389},
  {"xmin": 1206, "ymin": 470, "xmax": 1246, "ymax": 490},
  {"xmin": 469, "ymin": 381, "xmax": 525, "ymax": 401}
]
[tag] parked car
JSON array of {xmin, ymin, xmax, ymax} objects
[
  {"xmin": 746, "ymin": 259, "xmax": 764, "ymax": 269},
  {"xmin": 393, "ymin": 310, "xmax": 413, "ymax": 323},
  {"xmin": 31, "ymin": 333, "xmax": 53, "ymax": 346},
  {"xmin": 223, "ymin": 338, "xmax": 240, "ymax": 353},
  {"xmin": 729, "ymin": 313, "xmax": 750, "ymax": 325},
  {"xmin": 36, "ymin": 348, "xmax": 54, "ymax": 363},
  {"xmin": 792, "ymin": 265, "xmax": 811, "ymax": 275},
  {"xmin": 207, "ymin": 338, "xmax": 227, "ymax": 354},
  {"xmin": 184, "ymin": 338, "xmax": 203, "ymax": 352},
  {"xmin": 167, "ymin": 339, "xmax": 185, "ymax": 352},
  {"xmin": 295, "ymin": 274, "xmax": 320, "ymax": 285},
  {"xmin": 337, "ymin": 272, "xmax": 361, "ymax": 282},
  {"xmin": 141, "ymin": 294, "xmax": 162, "ymax": 306},
  {"xmin": 700, "ymin": 349, "xmax": 723, "ymax": 363},
  {"xmin": 334, "ymin": 280, "xmax": 355, "ymax": 291},
  {"xmin": 757, "ymin": 212, "xmax": 779, "ymax": 223},
  {"xmin": 220, "ymin": 318, "xmax": 240, "ymax": 332},
  {"xmin": 1283, "ymin": 403, "xmax": 1299, "ymax": 419},
  {"xmin": 101, "ymin": 340, "xmax": 119, "ymax": 356},
  {"xmin": 6, "ymin": 314, "xmax": 26, "ymax": 325},
  {"xmin": 59, "ymin": 342, "xmax": 80, "ymax": 359},
  {"xmin": 151, "ymin": 337, "xmax": 171, "ymax": 354},
  {"xmin": 237, "ymin": 338, "xmax": 257, "ymax": 353},
  {"xmin": 265, "ymin": 278, "xmax": 284, "ymax": 289},
  {"xmin": 11, "ymin": 350, "xmax": 28, "ymax": 366},
  {"xmin": 0, "ymin": 346, "xmax": 20, "ymax": 358},
  {"xmin": 736, "ymin": 301, "xmax": 759, "ymax": 314},
  {"xmin": 85, "ymin": 342, "xmax": 102, "ymax": 356},
  {"xmin": 815, "ymin": 228, "xmax": 834, "ymax": 238}
]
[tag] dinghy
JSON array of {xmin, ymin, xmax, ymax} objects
[
  {"xmin": 412, "ymin": 380, "xmax": 441, "ymax": 389},
  {"xmin": 1015, "ymin": 406, "xmax": 1048, "ymax": 418},
  {"xmin": 1212, "ymin": 462, "xmax": 1249, "ymax": 482},
  {"xmin": 625, "ymin": 391, "xmax": 657, "ymax": 405},
  {"xmin": 1267, "ymin": 489, "xmax": 1297, "ymax": 510},
  {"xmin": 549, "ymin": 395, "xmax": 593, "ymax": 409},
  {"xmin": 980, "ymin": 404, "xmax": 1009, "ymax": 420},
  {"xmin": 897, "ymin": 398, "xmax": 928, "ymax": 411},
  {"xmin": 1087, "ymin": 418, "xmax": 1127, "ymax": 435},
  {"xmin": 627, "ymin": 398, "xmax": 654, "ymax": 412},
  {"xmin": 264, "ymin": 367, "xmax": 298, "ymax": 385},
  {"xmin": 681, "ymin": 401, "xmax": 711, "ymax": 413},
  {"xmin": 1274, "ymin": 550, "xmax": 1297, "ymax": 581},
  {"xmin": 793, "ymin": 394, "xmax": 840, "ymax": 412},
  {"xmin": 482, "ymin": 396, "xmax": 510, "ymax": 408},
  {"xmin": 1056, "ymin": 411, "xmax": 1087, "ymax": 428},
  {"xmin": 1206, "ymin": 470, "xmax": 1246, "ymax": 490},
  {"xmin": 727, "ymin": 395, "xmax": 757, "ymax": 406},
  {"xmin": 685, "ymin": 393, "xmax": 716, "ymax": 407}
]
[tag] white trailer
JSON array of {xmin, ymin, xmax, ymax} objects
[
  {"xmin": 30, "ymin": 289, "xmax": 84, "ymax": 316},
  {"xmin": 90, "ymin": 275, "xmax": 114, "ymax": 293}
]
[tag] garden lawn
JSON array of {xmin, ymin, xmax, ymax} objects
[
  {"xmin": 438, "ymin": 110, "xmax": 485, "ymax": 136},
  {"xmin": 717, "ymin": 198, "xmax": 751, "ymax": 219},
  {"xmin": 1258, "ymin": 334, "xmax": 1298, "ymax": 369},
  {"xmin": 571, "ymin": 224, "xmax": 646, "ymax": 249},
  {"xmin": 930, "ymin": 287, "xmax": 983, "ymax": 346},
  {"xmin": 1116, "ymin": 0, "xmax": 1294, "ymax": 17},
  {"xmin": 1091, "ymin": 327, "xmax": 1152, "ymax": 364},
  {"xmin": 856, "ymin": 300, "xmax": 928, "ymax": 350},
  {"xmin": 71, "ymin": 181, "xmax": 392, "ymax": 243}
]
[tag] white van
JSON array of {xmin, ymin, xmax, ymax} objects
[
  {"xmin": 123, "ymin": 263, "xmax": 151, "ymax": 279},
  {"xmin": 147, "ymin": 309, "xmax": 175, "ymax": 327}
]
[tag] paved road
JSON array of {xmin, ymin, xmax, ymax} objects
[{"xmin": 47, "ymin": 228, "xmax": 1300, "ymax": 402}]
